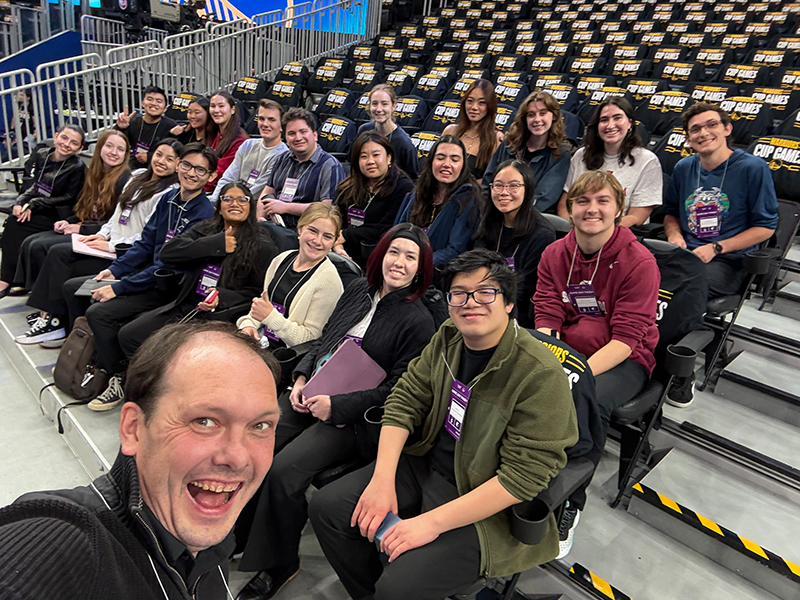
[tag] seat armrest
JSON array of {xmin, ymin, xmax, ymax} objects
[
  {"xmin": 535, "ymin": 457, "xmax": 595, "ymax": 511},
  {"xmin": 743, "ymin": 249, "xmax": 772, "ymax": 276},
  {"xmin": 675, "ymin": 328, "xmax": 714, "ymax": 355}
]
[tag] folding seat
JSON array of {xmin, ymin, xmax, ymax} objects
[
  {"xmin": 348, "ymin": 61, "xmax": 385, "ymax": 81},
  {"xmin": 397, "ymin": 63, "xmax": 424, "ymax": 84},
  {"xmin": 774, "ymin": 35, "xmax": 800, "ymax": 55},
  {"xmin": 683, "ymin": 10, "xmax": 708, "ymax": 27},
  {"xmin": 393, "ymin": 96, "xmax": 429, "ymax": 133},
  {"xmin": 635, "ymin": 90, "xmax": 695, "ymax": 135},
  {"xmin": 576, "ymin": 43, "xmax": 610, "ymax": 61},
  {"xmin": 607, "ymin": 58, "xmax": 653, "ymax": 80},
  {"xmin": 444, "ymin": 17, "xmax": 475, "ymax": 37},
  {"xmin": 515, "ymin": 27, "xmax": 541, "ymax": 45},
  {"xmin": 652, "ymin": 125, "xmax": 694, "ymax": 180},
  {"xmin": 404, "ymin": 36, "xmax": 434, "ymax": 61},
  {"xmin": 430, "ymin": 50, "xmax": 462, "ymax": 71},
  {"xmin": 542, "ymin": 30, "xmax": 570, "ymax": 46},
  {"xmin": 376, "ymin": 34, "xmax": 401, "ymax": 51},
  {"xmin": 718, "ymin": 33, "xmax": 755, "ymax": 63},
  {"xmin": 493, "ymin": 70, "xmax": 528, "ymax": 87},
  {"xmin": 495, "ymin": 80, "xmax": 530, "ymax": 108},
  {"xmin": 637, "ymin": 30, "xmax": 669, "ymax": 49},
  {"xmin": 569, "ymin": 18, "xmax": 594, "ymax": 35},
  {"xmin": 398, "ymin": 24, "xmax": 421, "ymax": 38},
  {"xmin": 717, "ymin": 63, "xmax": 770, "ymax": 87},
  {"xmin": 347, "ymin": 44, "xmax": 379, "ymax": 63},
  {"xmin": 717, "ymin": 96, "xmax": 773, "ymax": 145},
  {"xmin": 528, "ymin": 55, "xmax": 567, "ymax": 76},
  {"xmin": 514, "ymin": 19, "xmax": 536, "ymax": 34},
  {"xmin": 264, "ymin": 79, "xmax": 305, "ymax": 110},
  {"xmin": 572, "ymin": 29, "xmax": 601, "ymax": 46},
  {"xmin": 232, "ymin": 76, "xmax": 271, "ymax": 109},
  {"xmin": 777, "ymin": 107, "xmax": 800, "ymax": 137},
  {"xmin": 411, "ymin": 73, "xmax": 451, "ymax": 110},
  {"xmin": 448, "ymin": 28, "xmax": 476, "ymax": 45},
  {"xmin": 378, "ymin": 47, "xmax": 410, "ymax": 71},
  {"xmin": 745, "ymin": 2, "xmax": 771, "ymax": 20},
  {"xmin": 543, "ymin": 83, "xmax": 581, "ymax": 113},
  {"xmin": 723, "ymin": 11, "xmax": 750, "ymax": 33},
  {"xmin": 630, "ymin": 20, "xmax": 660, "ymax": 38},
  {"xmin": 439, "ymin": 6, "xmax": 457, "ymax": 19},
  {"xmin": 576, "ymin": 86, "xmax": 635, "ymax": 123},
  {"xmin": 762, "ymin": 11, "xmax": 790, "ymax": 31},
  {"xmin": 703, "ymin": 20, "xmax": 734, "ymax": 40},
  {"xmin": 307, "ymin": 58, "xmax": 347, "ymax": 95},
  {"xmin": 542, "ymin": 41, "xmax": 574, "ymax": 61},
  {"xmin": 612, "ymin": 45, "xmax": 649, "ymax": 62},
  {"xmin": 318, "ymin": 116, "xmax": 357, "ymax": 158},
  {"xmin": 664, "ymin": 21, "xmax": 698, "ymax": 40},
  {"xmin": 567, "ymin": 56, "xmax": 608, "ymax": 81},
  {"xmin": 165, "ymin": 93, "xmax": 195, "ymax": 123},
  {"xmin": 347, "ymin": 92, "xmax": 372, "ymax": 127},
  {"xmin": 410, "ymin": 131, "xmax": 441, "ymax": 168},
  {"xmin": 459, "ymin": 52, "xmax": 492, "ymax": 71},
  {"xmin": 777, "ymin": 66, "xmax": 800, "ymax": 91},
  {"xmin": 748, "ymin": 48, "xmax": 796, "ymax": 76},
  {"xmin": 422, "ymin": 26, "xmax": 447, "ymax": 48},
  {"xmin": 474, "ymin": 17, "xmax": 499, "ymax": 38},
  {"xmin": 276, "ymin": 62, "xmax": 311, "ymax": 87},
  {"xmin": 492, "ymin": 54, "xmax": 531, "ymax": 73},
  {"xmin": 530, "ymin": 72, "xmax": 571, "ymax": 91},
  {"xmin": 350, "ymin": 70, "xmax": 383, "ymax": 95},
  {"xmin": 506, "ymin": 1, "xmax": 530, "ymax": 20},
  {"xmin": 427, "ymin": 66, "xmax": 458, "ymax": 86},
  {"xmin": 488, "ymin": 9, "xmax": 513, "ymax": 30},
  {"xmin": 670, "ymin": 31, "xmax": 709, "ymax": 52},
  {"xmin": 655, "ymin": 61, "xmax": 705, "ymax": 87},
  {"xmin": 692, "ymin": 47, "xmax": 734, "ymax": 80},
  {"xmin": 649, "ymin": 46, "xmax": 688, "ymax": 66},
  {"xmin": 494, "ymin": 104, "xmax": 517, "ymax": 133},
  {"xmin": 598, "ymin": 20, "xmax": 625, "ymax": 35},
  {"xmin": 685, "ymin": 81, "xmax": 739, "ymax": 104},
  {"xmin": 541, "ymin": 18, "xmax": 566, "ymax": 34},
  {"xmin": 487, "ymin": 29, "xmax": 514, "ymax": 46},
  {"xmin": 421, "ymin": 15, "xmax": 445, "ymax": 28},
  {"xmin": 314, "ymin": 88, "xmax": 356, "ymax": 121},
  {"xmin": 573, "ymin": 74, "xmax": 618, "ymax": 101},
  {"xmin": 422, "ymin": 99, "xmax": 462, "ymax": 132},
  {"xmin": 746, "ymin": 86, "xmax": 800, "ymax": 128}
]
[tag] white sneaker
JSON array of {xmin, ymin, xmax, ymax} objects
[
  {"xmin": 88, "ymin": 375, "xmax": 125, "ymax": 412},
  {"xmin": 16, "ymin": 316, "xmax": 66, "ymax": 345},
  {"xmin": 557, "ymin": 503, "xmax": 580, "ymax": 559}
]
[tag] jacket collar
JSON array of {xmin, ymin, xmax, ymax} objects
[{"xmin": 440, "ymin": 317, "xmax": 520, "ymax": 378}]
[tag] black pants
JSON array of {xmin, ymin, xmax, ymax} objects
[
  {"xmin": 84, "ymin": 288, "xmax": 167, "ymax": 374},
  {"xmin": 706, "ymin": 255, "xmax": 746, "ymax": 299},
  {"xmin": 14, "ymin": 231, "xmax": 71, "ymax": 290},
  {"xmin": 27, "ymin": 242, "xmax": 112, "ymax": 320},
  {"xmin": 570, "ymin": 358, "xmax": 649, "ymax": 510},
  {"xmin": 0, "ymin": 214, "xmax": 53, "ymax": 283},
  {"xmin": 63, "ymin": 275, "xmax": 95, "ymax": 330},
  {"xmin": 238, "ymin": 390, "xmax": 360, "ymax": 572},
  {"xmin": 308, "ymin": 456, "xmax": 482, "ymax": 600}
]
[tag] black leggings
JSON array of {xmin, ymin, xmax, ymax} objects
[{"xmin": 0, "ymin": 214, "xmax": 53, "ymax": 284}]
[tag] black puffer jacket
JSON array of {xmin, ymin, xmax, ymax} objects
[
  {"xmin": 16, "ymin": 147, "xmax": 87, "ymax": 221},
  {"xmin": 0, "ymin": 453, "xmax": 233, "ymax": 600},
  {"xmin": 295, "ymin": 277, "xmax": 436, "ymax": 426}
]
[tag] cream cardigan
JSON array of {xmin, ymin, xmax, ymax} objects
[{"xmin": 236, "ymin": 250, "xmax": 344, "ymax": 347}]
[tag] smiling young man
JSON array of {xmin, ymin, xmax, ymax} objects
[
  {"xmin": 664, "ymin": 102, "xmax": 778, "ymax": 299},
  {"xmin": 0, "ymin": 322, "xmax": 281, "ymax": 600},
  {"xmin": 210, "ymin": 99, "xmax": 289, "ymax": 203},
  {"xmin": 258, "ymin": 107, "xmax": 345, "ymax": 229},
  {"xmin": 61, "ymin": 143, "xmax": 217, "ymax": 413},
  {"xmin": 308, "ymin": 248, "xmax": 577, "ymax": 600},
  {"xmin": 116, "ymin": 85, "xmax": 177, "ymax": 171}
]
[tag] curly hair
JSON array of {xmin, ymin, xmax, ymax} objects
[{"xmin": 503, "ymin": 91, "xmax": 567, "ymax": 160}]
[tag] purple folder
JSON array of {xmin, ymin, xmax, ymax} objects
[{"xmin": 302, "ymin": 338, "xmax": 387, "ymax": 399}]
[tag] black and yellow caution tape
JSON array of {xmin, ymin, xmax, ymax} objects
[
  {"xmin": 632, "ymin": 483, "xmax": 800, "ymax": 584},
  {"xmin": 569, "ymin": 563, "xmax": 633, "ymax": 600}
]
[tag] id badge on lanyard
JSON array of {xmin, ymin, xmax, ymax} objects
[
  {"xmin": 35, "ymin": 181, "xmax": 52, "ymax": 197},
  {"xmin": 264, "ymin": 302, "xmax": 287, "ymax": 342},
  {"xmin": 566, "ymin": 283, "xmax": 603, "ymax": 316},
  {"xmin": 348, "ymin": 207, "xmax": 366, "ymax": 227},
  {"xmin": 506, "ymin": 256, "xmax": 515, "ymax": 271},
  {"xmin": 164, "ymin": 229, "xmax": 176, "ymax": 242},
  {"xmin": 445, "ymin": 379, "xmax": 471, "ymax": 441},
  {"xmin": 195, "ymin": 264, "xmax": 222, "ymax": 296},
  {"xmin": 246, "ymin": 168, "xmax": 260, "ymax": 187},
  {"xmin": 696, "ymin": 204, "xmax": 721, "ymax": 239},
  {"xmin": 133, "ymin": 141, "xmax": 150, "ymax": 155},
  {"xmin": 279, "ymin": 177, "xmax": 300, "ymax": 203},
  {"xmin": 118, "ymin": 206, "xmax": 133, "ymax": 225}
]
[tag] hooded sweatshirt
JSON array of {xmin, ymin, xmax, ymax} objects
[{"xmin": 534, "ymin": 226, "xmax": 659, "ymax": 376}]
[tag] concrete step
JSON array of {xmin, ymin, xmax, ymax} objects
[{"xmin": 773, "ymin": 281, "xmax": 800, "ymax": 321}]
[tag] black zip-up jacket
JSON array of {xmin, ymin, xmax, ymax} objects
[
  {"xmin": 0, "ymin": 453, "xmax": 234, "ymax": 599},
  {"xmin": 295, "ymin": 277, "xmax": 436, "ymax": 427},
  {"xmin": 16, "ymin": 147, "xmax": 87, "ymax": 221}
]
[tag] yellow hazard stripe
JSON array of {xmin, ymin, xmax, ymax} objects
[
  {"xmin": 696, "ymin": 512, "xmax": 724, "ymax": 536},
  {"xmin": 656, "ymin": 491, "xmax": 682, "ymax": 514},
  {"xmin": 740, "ymin": 535, "xmax": 769, "ymax": 560},
  {"xmin": 786, "ymin": 559, "xmax": 800, "ymax": 577},
  {"xmin": 590, "ymin": 571, "xmax": 616, "ymax": 598}
]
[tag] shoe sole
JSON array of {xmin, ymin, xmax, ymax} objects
[
  {"xmin": 15, "ymin": 329, "xmax": 66, "ymax": 345},
  {"xmin": 41, "ymin": 339, "xmax": 65, "ymax": 349},
  {"xmin": 265, "ymin": 569, "xmax": 300, "ymax": 600},
  {"xmin": 666, "ymin": 383, "xmax": 696, "ymax": 409},
  {"xmin": 88, "ymin": 399, "xmax": 124, "ymax": 412}
]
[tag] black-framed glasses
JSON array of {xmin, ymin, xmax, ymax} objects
[
  {"xmin": 446, "ymin": 288, "xmax": 502, "ymax": 307},
  {"xmin": 178, "ymin": 160, "xmax": 210, "ymax": 177},
  {"xmin": 687, "ymin": 119, "xmax": 722, "ymax": 136},
  {"xmin": 220, "ymin": 195, "xmax": 249, "ymax": 204}
]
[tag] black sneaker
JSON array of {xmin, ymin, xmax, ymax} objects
[
  {"xmin": 26, "ymin": 312, "xmax": 40, "ymax": 326},
  {"xmin": 235, "ymin": 563, "xmax": 300, "ymax": 600},
  {"xmin": 667, "ymin": 373, "xmax": 695, "ymax": 408},
  {"xmin": 556, "ymin": 502, "xmax": 580, "ymax": 559},
  {"xmin": 88, "ymin": 374, "xmax": 125, "ymax": 412},
  {"xmin": 15, "ymin": 315, "xmax": 66, "ymax": 345}
]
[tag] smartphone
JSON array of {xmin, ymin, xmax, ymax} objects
[
  {"xmin": 375, "ymin": 512, "xmax": 402, "ymax": 543},
  {"xmin": 271, "ymin": 214, "xmax": 285, "ymax": 227}
]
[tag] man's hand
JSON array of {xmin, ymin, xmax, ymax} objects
[
  {"xmin": 94, "ymin": 269, "xmax": 115, "ymax": 281},
  {"xmin": 352, "ymin": 475, "xmax": 399, "ymax": 542},
  {"xmin": 225, "ymin": 225, "xmax": 237, "ymax": 253},
  {"xmin": 693, "ymin": 243, "xmax": 716, "ymax": 264},
  {"xmin": 116, "ymin": 106, "xmax": 136, "ymax": 129},
  {"xmin": 135, "ymin": 152, "xmax": 148, "ymax": 164},
  {"xmin": 197, "ymin": 288, "xmax": 219, "ymax": 312},
  {"xmin": 261, "ymin": 198, "xmax": 290, "ymax": 217},
  {"xmin": 250, "ymin": 291, "xmax": 274, "ymax": 322},
  {"xmin": 380, "ymin": 513, "xmax": 440, "ymax": 562},
  {"xmin": 91, "ymin": 285, "xmax": 116, "ymax": 302},
  {"xmin": 667, "ymin": 234, "xmax": 687, "ymax": 249},
  {"xmin": 240, "ymin": 325, "xmax": 259, "ymax": 340},
  {"xmin": 304, "ymin": 394, "xmax": 332, "ymax": 421},
  {"xmin": 170, "ymin": 123, "xmax": 190, "ymax": 136}
]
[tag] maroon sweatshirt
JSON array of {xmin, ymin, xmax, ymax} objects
[{"xmin": 534, "ymin": 226, "xmax": 660, "ymax": 376}]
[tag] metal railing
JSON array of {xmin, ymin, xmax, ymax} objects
[
  {"xmin": 9, "ymin": 5, "xmax": 48, "ymax": 52},
  {"xmin": 0, "ymin": 69, "xmax": 37, "ymax": 166},
  {"xmin": 0, "ymin": 21, "xmax": 15, "ymax": 58}
]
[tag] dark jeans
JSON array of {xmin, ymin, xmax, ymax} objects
[
  {"xmin": 238, "ymin": 390, "xmax": 360, "ymax": 572},
  {"xmin": 570, "ymin": 358, "xmax": 649, "ymax": 510},
  {"xmin": 14, "ymin": 231, "xmax": 71, "ymax": 290},
  {"xmin": 27, "ymin": 242, "xmax": 112, "ymax": 320},
  {"xmin": 706, "ymin": 255, "xmax": 746, "ymax": 299},
  {"xmin": 0, "ymin": 214, "xmax": 53, "ymax": 283},
  {"xmin": 308, "ymin": 455, "xmax": 482, "ymax": 600}
]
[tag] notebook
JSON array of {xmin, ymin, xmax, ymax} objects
[
  {"xmin": 72, "ymin": 234, "xmax": 116, "ymax": 260},
  {"xmin": 302, "ymin": 338, "xmax": 386, "ymax": 399}
]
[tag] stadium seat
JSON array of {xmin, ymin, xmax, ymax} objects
[
  {"xmin": 576, "ymin": 87, "xmax": 634, "ymax": 125},
  {"xmin": 318, "ymin": 116, "xmax": 357, "ymax": 158},
  {"xmin": 165, "ymin": 93, "xmax": 195, "ymax": 123},
  {"xmin": 314, "ymin": 88, "xmax": 356, "ymax": 121},
  {"xmin": 347, "ymin": 92, "xmax": 371, "ymax": 127},
  {"xmin": 494, "ymin": 104, "xmax": 516, "ymax": 134},
  {"xmin": 635, "ymin": 90, "xmax": 694, "ymax": 136},
  {"xmin": 422, "ymin": 100, "xmax": 462, "ymax": 132},
  {"xmin": 410, "ymin": 130, "xmax": 441, "ymax": 167},
  {"xmin": 265, "ymin": 80, "xmax": 305, "ymax": 110},
  {"xmin": 394, "ymin": 95, "xmax": 429, "ymax": 133},
  {"xmin": 307, "ymin": 58, "xmax": 347, "ymax": 95},
  {"xmin": 717, "ymin": 96, "xmax": 772, "ymax": 145}
]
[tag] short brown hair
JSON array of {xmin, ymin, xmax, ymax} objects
[
  {"xmin": 566, "ymin": 170, "xmax": 626, "ymax": 225},
  {"xmin": 282, "ymin": 107, "xmax": 316, "ymax": 132},
  {"xmin": 258, "ymin": 98, "xmax": 284, "ymax": 115},
  {"xmin": 681, "ymin": 102, "xmax": 733, "ymax": 132}
]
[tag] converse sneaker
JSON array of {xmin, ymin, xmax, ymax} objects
[
  {"xmin": 15, "ymin": 315, "xmax": 66, "ymax": 345},
  {"xmin": 667, "ymin": 373, "xmax": 695, "ymax": 408},
  {"xmin": 88, "ymin": 375, "xmax": 125, "ymax": 412},
  {"xmin": 556, "ymin": 502, "xmax": 580, "ymax": 559},
  {"xmin": 26, "ymin": 312, "xmax": 40, "ymax": 326}
]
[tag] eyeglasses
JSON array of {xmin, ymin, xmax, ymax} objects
[
  {"xmin": 687, "ymin": 119, "xmax": 722, "ymax": 136},
  {"xmin": 489, "ymin": 182, "xmax": 524, "ymax": 192},
  {"xmin": 446, "ymin": 288, "xmax": 502, "ymax": 307},
  {"xmin": 220, "ymin": 195, "xmax": 248, "ymax": 204},
  {"xmin": 178, "ymin": 160, "xmax": 210, "ymax": 177}
]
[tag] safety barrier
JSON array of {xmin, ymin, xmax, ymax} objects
[
  {"xmin": 0, "ymin": 69, "xmax": 37, "ymax": 166},
  {"xmin": 0, "ymin": 21, "xmax": 15, "ymax": 58},
  {"xmin": 9, "ymin": 5, "xmax": 48, "ymax": 52}
]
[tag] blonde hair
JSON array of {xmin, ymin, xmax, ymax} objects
[
  {"xmin": 297, "ymin": 202, "xmax": 343, "ymax": 238},
  {"xmin": 566, "ymin": 171, "xmax": 625, "ymax": 225},
  {"xmin": 368, "ymin": 83, "xmax": 397, "ymax": 105}
]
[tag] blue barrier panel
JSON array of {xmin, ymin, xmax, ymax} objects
[{"xmin": 0, "ymin": 30, "xmax": 82, "ymax": 77}]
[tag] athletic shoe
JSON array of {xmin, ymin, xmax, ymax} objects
[
  {"xmin": 667, "ymin": 373, "xmax": 695, "ymax": 408},
  {"xmin": 556, "ymin": 502, "xmax": 580, "ymax": 559},
  {"xmin": 88, "ymin": 375, "xmax": 125, "ymax": 412},
  {"xmin": 26, "ymin": 312, "xmax": 40, "ymax": 325},
  {"xmin": 41, "ymin": 337, "xmax": 66, "ymax": 349},
  {"xmin": 15, "ymin": 315, "xmax": 66, "ymax": 345}
]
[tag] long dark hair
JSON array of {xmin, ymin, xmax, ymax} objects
[
  {"xmin": 335, "ymin": 131, "xmax": 403, "ymax": 211},
  {"xmin": 209, "ymin": 91, "xmax": 244, "ymax": 157},
  {"xmin": 504, "ymin": 91, "xmax": 567, "ymax": 159},
  {"xmin": 187, "ymin": 96, "xmax": 211, "ymax": 146},
  {"xmin": 583, "ymin": 97, "xmax": 642, "ymax": 170},
  {"xmin": 117, "ymin": 138, "xmax": 183, "ymax": 210},
  {"xmin": 197, "ymin": 181, "xmax": 275, "ymax": 288},
  {"xmin": 475, "ymin": 159, "xmax": 541, "ymax": 247},
  {"xmin": 455, "ymin": 78, "xmax": 498, "ymax": 171},
  {"xmin": 364, "ymin": 223, "xmax": 434, "ymax": 302},
  {"xmin": 409, "ymin": 134, "xmax": 481, "ymax": 228}
]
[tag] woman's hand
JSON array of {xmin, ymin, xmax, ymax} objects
[
  {"xmin": 61, "ymin": 223, "xmax": 81, "ymax": 235},
  {"xmin": 304, "ymin": 394, "xmax": 332, "ymax": 421},
  {"xmin": 289, "ymin": 376, "xmax": 310, "ymax": 413},
  {"xmin": 84, "ymin": 238, "xmax": 111, "ymax": 251},
  {"xmin": 250, "ymin": 290, "xmax": 274, "ymax": 322},
  {"xmin": 170, "ymin": 123, "xmax": 189, "ymax": 136},
  {"xmin": 225, "ymin": 225, "xmax": 237, "ymax": 253},
  {"xmin": 80, "ymin": 234, "xmax": 104, "ymax": 243},
  {"xmin": 332, "ymin": 244, "xmax": 350, "ymax": 258},
  {"xmin": 240, "ymin": 325, "xmax": 259, "ymax": 340},
  {"xmin": 94, "ymin": 269, "xmax": 115, "ymax": 281},
  {"xmin": 53, "ymin": 220, "xmax": 69, "ymax": 233},
  {"xmin": 197, "ymin": 288, "xmax": 219, "ymax": 312},
  {"xmin": 91, "ymin": 285, "xmax": 116, "ymax": 303}
]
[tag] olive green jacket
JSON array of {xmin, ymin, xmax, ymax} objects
[{"xmin": 382, "ymin": 318, "xmax": 578, "ymax": 577}]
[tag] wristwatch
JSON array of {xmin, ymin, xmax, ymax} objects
[{"xmin": 713, "ymin": 242, "xmax": 724, "ymax": 255}]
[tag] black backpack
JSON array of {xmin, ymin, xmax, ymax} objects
[{"xmin": 422, "ymin": 286, "xmax": 450, "ymax": 329}]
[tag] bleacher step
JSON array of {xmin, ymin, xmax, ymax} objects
[
  {"xmin": 728, "ymin": 301, "xmax": 800, "ymax": 357},
  {"xmin": 773, "ymin": 281, "xmax": 800, "ymax": 321},
  {"xmin": 628, "ymin": 447, "xmax": 800, "ymax": 600},
  {"xmin": 715, "ymin": 351, "xmax": 800, "ymax": 429}
]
